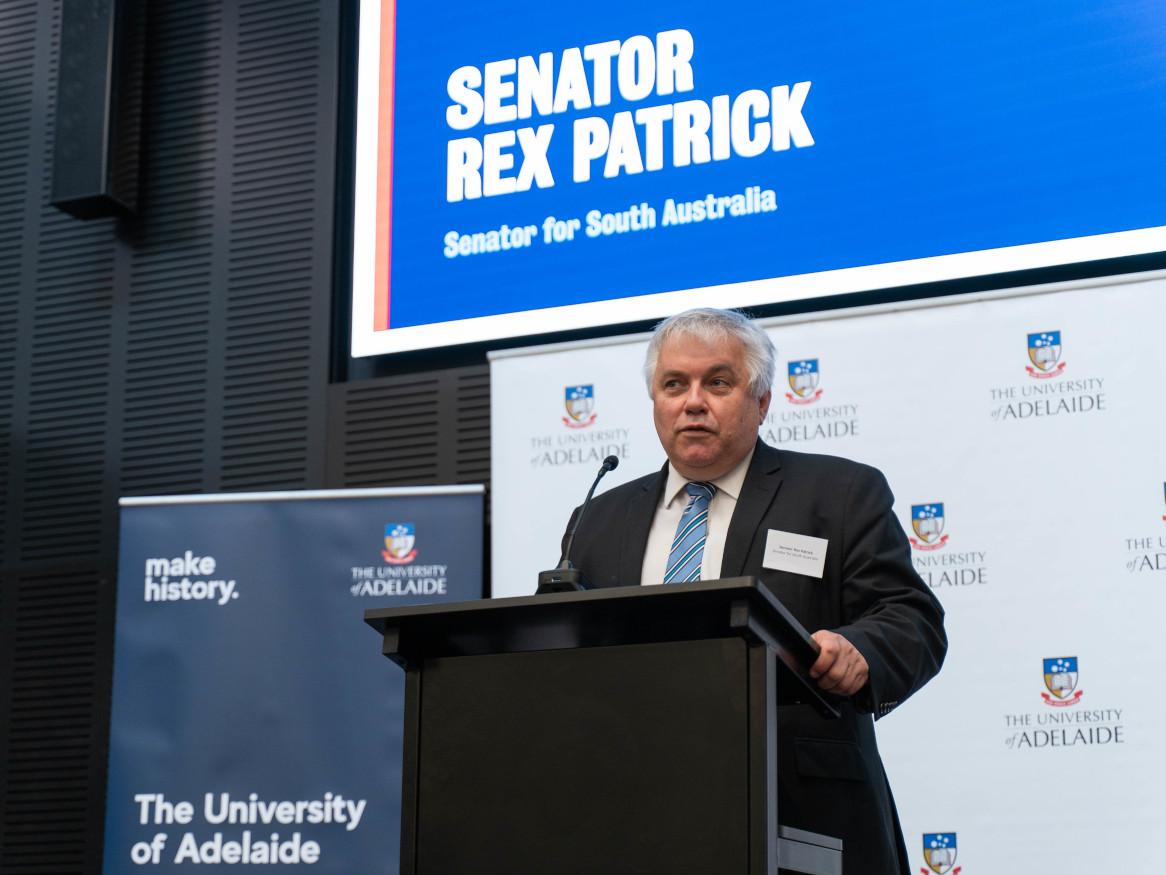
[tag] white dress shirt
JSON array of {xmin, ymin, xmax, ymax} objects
[{"xmin": 639, "ymin": 447, "xmax": 755, "ymax": 586}]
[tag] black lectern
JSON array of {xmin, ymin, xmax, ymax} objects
[{"xmin": 365, "ymin": 577, "xmax": 843, "ymax": 875}]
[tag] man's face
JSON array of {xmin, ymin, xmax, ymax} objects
[{"xmin": 651, "ymin": 333, "xmax": 771, "ymax": 481}]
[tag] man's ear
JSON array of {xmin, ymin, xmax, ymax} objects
[{"xmin": 757, "ymin": 390, "xmax": 772, "ymax": 422}]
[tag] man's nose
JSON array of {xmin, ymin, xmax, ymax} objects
[{"xmin": 683, "ymin": 385, "xmax": 708, "ymax": 412}]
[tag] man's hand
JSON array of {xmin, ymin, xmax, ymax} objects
[{"xmin": 809, "ymin": 630, "xmax": 869, "ymax": 696}]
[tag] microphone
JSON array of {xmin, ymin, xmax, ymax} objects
[{"xmin": 536, "ymin": 455, "xmax": 619, "ymax": 594}]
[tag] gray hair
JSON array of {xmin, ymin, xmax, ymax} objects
[{"xmin": 643, "ymin": 308, "xmax": 776, "ymax": 398}]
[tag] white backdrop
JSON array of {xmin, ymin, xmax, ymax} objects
[{"xmin": 490, "ymin": 273, "xmax": 1166, "ymax": 872}]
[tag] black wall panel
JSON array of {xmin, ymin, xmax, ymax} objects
[
  {"xmin": 0, "ymin": 0, "xmax": 39, "ymax": 575},
  {"xmin": 0, "ymin": 1, "xmax": 41, "ymax": 870},
  {"xmin": 119, "ymin": 1, "xmax": 219, "ymax": 499},
  {"xmin": 222, "ymin": 0, "xmax": 332, "ymax": 492},
  {"xmin": 0, "ymin": 1, "xmax": 489, "ymax": 872},
  {"xmin": 325, "ymin": 365, "xmax": 492, "ymax": 489},
  {"xmin": 1, "ymin": 570, "xmax": 107, "ymax": 873}
]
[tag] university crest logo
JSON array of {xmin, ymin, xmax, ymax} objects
[
  {"xmin": 563, "ymin": 384, "xmax": 597, "ymax": 428},
  {"xmin": 1041, "ymin": 656, "xmax": 1083, "ymax": 707},
  {"xmin": 910, "ymin": 503, "xmax": 948, "ymax": 551},
  {"xmin": 1026, "ymin": 330, "xmax": 1065, "ymax": 379},
  {"xmin": 382, "ymin": 523, "xmax": 417, "ymax": 565},
  {"xmin": 921, "ymin": 833, "xmax": 960, "ymax": 875},
  {"xmin": 785, "ymin": 359, "xmax": 822, "ymax": 405}
]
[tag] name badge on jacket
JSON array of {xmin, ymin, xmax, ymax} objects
[{"xmin": 763, "ymin": 529, "xmax": 828, "ymax": 578}]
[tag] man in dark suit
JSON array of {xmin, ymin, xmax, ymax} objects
[{"xmin": 563, "ymin": 308, "xmax": 946, "ymax": 874}]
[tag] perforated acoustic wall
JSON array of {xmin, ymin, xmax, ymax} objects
[{"xmin": 0, "ymin": 2, "xmax": 490, "ymax": 871}]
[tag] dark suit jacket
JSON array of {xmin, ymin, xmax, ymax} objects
[{"xmin": 563, "ymin": 440, "xmax": 947, "ymax": 875}]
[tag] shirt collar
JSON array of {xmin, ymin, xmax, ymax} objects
[{"xmin": 662, "ymin": 446, "xmax": 756, "ymax": 508}]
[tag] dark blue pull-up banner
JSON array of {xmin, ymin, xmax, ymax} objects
[{"xmin": 102, "ymin": 487, "xmax": 484, "ymax": 872}]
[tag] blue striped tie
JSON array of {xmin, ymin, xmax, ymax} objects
[{"xmin": 664, "ymin": 482, "xmax": 716, "ymax": 584}]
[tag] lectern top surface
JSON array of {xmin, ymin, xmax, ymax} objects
[
  {"xmin": 366, "ymin": 576, "xmax": 839, "ymax": 717},
  {"xmin": 369, "ymin": 577, "xmax": 836, "ymax": 707},
  {"xmin": 366, "ymin": 576, "xmax": 797, "ymax": 631}
]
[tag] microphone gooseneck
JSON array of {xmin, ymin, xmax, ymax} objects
[
  {"xmin": 558, "ymin": 455, "xmax": 619, "ymax": 569},
  {"xmin": 536, "ymin": 455, "xmax": 619, "ymax": 594}
]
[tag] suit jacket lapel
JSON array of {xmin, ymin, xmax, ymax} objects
[
  {"xmin": 721, "ymin": 441, "xmax": 784, "ymax": 577},
  {"xmin": 617, "ymin": 465, "xmax": 667, "ymax": 586}
]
